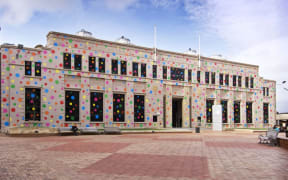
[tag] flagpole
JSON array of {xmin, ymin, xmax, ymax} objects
[
  {"xmin": 154, "ymin": 25, "xmax": 157, "ymax": 63},
  {"xmin": 198, "ymin": 35, "xmax": 201, "ymax": 68}
]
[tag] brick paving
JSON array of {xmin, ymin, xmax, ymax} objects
[{"xmin": 0, "ymin": 132, "xmax": 288, "ymax": 180}]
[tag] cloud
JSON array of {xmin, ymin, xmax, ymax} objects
[
  {"xmin": 150, "ymin": 0, "xmax": 180, "ymax": 8},
  {"xmin": 183, "ymin": 0, "xmax": 288, "ymax": 112},
  {"xmin": 102, "ymin": 0, "xmax": 139, "ymax": 11},
  {"xmin": 0, "ymin": 0, "xmax": 81, "ymax": 26}
]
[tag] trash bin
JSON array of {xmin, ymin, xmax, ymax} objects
[{"xmin": 195, "ymin": 127, "xmax": 200, "ymax": 133}]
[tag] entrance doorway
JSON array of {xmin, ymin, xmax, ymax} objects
[{"xmin": 172, "ymin": 98, "xmax": 182, "ymax": 128}]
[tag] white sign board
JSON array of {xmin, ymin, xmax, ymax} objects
[{"xmin": 212, "ymin": 105, "xmax": 222, "ymax": 131}]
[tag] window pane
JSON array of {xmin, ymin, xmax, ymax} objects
[
  {"xmin": 205, "ymin": 72, "xmax": 209, "ymax": 84},
  {"xmin": 234, "ymin": 101, "xmax": 240, "ymax": 123},
  {"xmin": 206, "ymin": 100, "xmax": 214, "ymax": 123},
  {"xmin": 233, "ymin": 75, "xmax": 237, "ymax": 87},
  {"xmin": 246, "ymin": 102, "xmax": 252, "ymax": 123},
  {"xmin": 267, "ymin": 88, "xmax": 269, "ymax": 96},
  {"xmin": 25, "ymin": 61, "xmax": 32, "ymax": 75},
  {"xmin": 113, "ymin": 94, "xmax": 125, "ymax": 122},
  {"xmin": 197, "ymin": 71, "xmax": 201, "ymax": 83},
  {"xmin": 141, "ymin": 63, "xmax": 146, "ymax": 77},
  {"xmin": 211, "ymin": 72, "xmax": 215, "ymax": 84},
  {"xmin": 245, "ymin": 77, "xmax": 249, "ymax": 88},
  {"xmin": 133, "ymin": 62, "xmax": 138, "ymax": 76},
  {"xmin": 263, "ymin": 103, "xmax": 269, "ymax": 123},
  {"xmin": 225, "ymin": 74, "xmax": 229, "ymax": 86},
  {"xmin": 74, "ymin": 54, "xmax": 82, "ymax": 70},
  {"xmin": 221, "ymin": 100, "xmax": 227, "ymax": 123},
  {"xmin": 220, "ymin": 74, "xmax": 223, "ymax": 85},
  {"xmin": 112, "ymin": 59, "xmax": 118, "ymax": 74},
  {"xmin": 90, "ymin": 92, "xmax": 103, "ymax": 122},
  {"xmin": 35, "ymin": 62, "xmax": 41, "ymax": 76},
  {"xmin": 170, "ymin": 67, "xmax": 184, "ymax": 81},
  {"xmin": 63, "ymin": 53, "xmax": 71, "ymax": 69},
  {"xmin": 153, "ymin": 115, "xmax": 157, "ymax": 122},
  {"xmin": 188, "ymin": 70, "xmax": 192, "ymax": 82},
  {"xmin": 238, "ymin": 76, "xmax": 242, "ymax": 87},
  {"xmin": 65, "ymin": 91, "xmax": 79, "ymax": 121},
  {"xmin": 89, "ymin": 56, "xmax": 96, "ymax": 72},
  {"xmin": 153, "ymin": 65, "xmax": 157, "ymax": 78},
  {"xmin": 121, "ymin": 61, "xmax": 127, "ymax": 75},
  {"xmin": 99, "ymin": 58, "xmax": 105, "ymax": 73},
  {"xmin": 250, "ymin": 77, "xmax": 254, "ymax": 88},
  {"xmin": 163, "ymin": 66, "xmax": 167, "ymax": 79},
  {"xmin": 134, "ymin": 95, "xmax": 145, "ymax": 122},
  {"xmin": 25, "ymin": 88, "xmax": 41, "ymax": 121}
]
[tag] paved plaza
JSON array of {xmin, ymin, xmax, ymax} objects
[{"xmin": 0, "ymin": 132, "xmax": 287, "ymax": 180}]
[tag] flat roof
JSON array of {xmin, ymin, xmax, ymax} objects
[{"xmin": 47, "ymin": 31, "xmax": 259, "ymax": 68}]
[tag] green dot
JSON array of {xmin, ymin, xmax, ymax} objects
[
  {"xmin": 69, "ymin": 39, "xmax": 73, "ymax": 43},
  {"xmin": 49, "ymin": 59, "xmax": 53, "ymax": 63},
  {"xmin": 11, "ymin": 84, "xmax": 15, "ymax": 88},
  {"xmin": 42, "ymin": 104, "xmax": 46, "ymax": 108},
  {"xmin": 55, "ymin": 80, "xmax": 59, "ymax": 84},
  {"xmin": 6, "ymin": 67, "xmax": 10, "ymax": 71},
  {"xmin": 105, "ymin": 94, "xmax": 108, "ymax": 98}
]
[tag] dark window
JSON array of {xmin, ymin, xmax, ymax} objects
[
  {"xmin": 90, "ymin": 92, "xmax": 103, "ymax": 122},
  {"xmin": 163, "ymin": 66, "xmax": 167, "ymax": 79},
  {"xmin": 233, "ymin": 75, "xmax": 237, "ymax": 87},
  {"xmin": 89, "ymin": 56, "xmax": 96, "ymax": 72},
  {"xmin": 153, "ymin": 65, "xmax": 157, "ymax": 78},
  {"xmin": 63, "ymin": 53, "xmax": 71, "ymax": 69},
  {"xmin": 133, "ymin": 62, "xmax": 138, "ymax": 76},
  {"xmin": 238, "ymin": 76, "xmax": 242, "ymax": 87},
  {"xmin": 263, "ymin": 87, "xmax": 266, "ymax": 96},
  {"xmin": 170, "ymin": 67, "xmax": 184, "ymax": 81},
  {"xmin": 65, "ymin": 91, "xmax": 79, "ymax": 121},
  {"xmin": 141, "ymin": 63, "xmax": 146, "ymax": 77},
  {"xmin": 267, "ymin": 88, "xmax": 269, "ymax": 96},
  {"xmin": 250, "ymin": 77, "xmax": 254, "ymax": 88},
  {"xmin": 211, "ymin": 72, "xmax": 215, "ymax": 84},
  {"xmin": 188, "ymin": 70, "xmax": 192, "ymax": 82},
  {"xmin": 206, "ymin": 100, "xmax": 214, "ymax": 123},
  {"xmin": 98, "ymin": 58, "xmax": 105, "ymax": 73},
  {"xmin": 225, "ymin": 74, "xmax": 229, "ymax": 86},
  {"xmin": 221, "ymin": 100, "xmax": 227, "ymax": 123},
  {"xmin": 234, "ymin": 101, "xmax": 240, "ymax": 123},
  {"xmin": 205, "ymin": 72, "xmax": 210, "ymax": 84},
  {"xmin": 263, "ymin": 103, "xmax": 269, "ymax": 124},
  {"xmin": 245, "ymin": 77, "xmax": 249, "ymax": 88},
  {"xmin": 25, "ymin": 61, "xmax": 32, "ymax": 75},
  {"xmin": 246, "ymin": 102, "xmax": 252, "ymax": 123},
  {"xmin": 197, "ymin": 71, "xmax": 201, "ymax": 83},
  {"xmin": 121, "ymin": 61, "xmax": 127, "ymax": 75},
  {"xmin": 25, "ymin": 88, "xmax": 41, "ymax": 121},
  {"xmin": 153, "ymin": 115, "xmax": 157, "ymax": 122},
  {"xmin": 134, "ymin": 95, "xmax": 144, "ymax": 122},
  {"xmin": 74, "ymin": 54, "xmax": 82, "ymax": 70},
  {"xmin": 112, "ymin": 59, "xmax": 118, "ymax": 74},
  {"xmin": 113, "ymin": 94, "xmax": 125, "ymax": 122},
  {"xmin": 220, "ymin": 74, "xmax": 224, "ymax": 85},
  {"xmin": 35, "ymin": 62, "xmax": 41, "ymax": 76}
]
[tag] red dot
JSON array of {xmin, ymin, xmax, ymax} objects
[
  {"xmin": 11, "ymin": 108, "xmax": 15, "ymax": 112},
  {"xmin": 51, "ymin": 50, "xmax": 55, "ymax": 54},
  {"xmin": 2, "ymin": 54, "xmax": 7, "ymax": 59},
  {"xmin": 74, "ymin": 44, "xmax": 78, "ymax": 48}
]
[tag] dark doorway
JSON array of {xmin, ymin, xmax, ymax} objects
[{"xmin": 172, "ymin": 98, "xmax": 182, "ymax": 128}]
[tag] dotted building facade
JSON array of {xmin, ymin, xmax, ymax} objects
[{"xmin": 0, "ymin": 31, "xmax": 276, "ymax": 132}]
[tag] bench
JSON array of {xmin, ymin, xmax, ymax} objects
[
  {"xmin": 79, "ymin": 127, "xmax": 98, "ymax": 134},
  {"xmin": 104, "ymin": 127, "xmax": 121, "ymax": 135},
  {"xmin": 258, "ymin": 129, "xmax": 279, "ymax": 146},
  {"xmin": 59, "ymin": 126, "xmax": 79, "ymax": 136}
]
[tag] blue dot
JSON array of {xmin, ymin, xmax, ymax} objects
[
  {"xmin": 59, "ymin": 115, "xmax": 63, "ymax": 120},
  {"xmin": 71, "ymin": 96, "xmax": 75, "ymax": 100},
  {"xmin": 95, "ymin": 115, "xmax": 99, "ymax": 119},
  {"xmin": 4, "ymin": 122, "xmax": 9, "ymax": 126},
  {"xmin": 82, "ymin": 106, "xmax": 85, "ymax": 110},
  {"xmin": 147, "ymin": 117, "xmax": 150, "ymax": 120},
  {"xmin": 45, "ymin": 89, "xmax": 49, "ymax": 93},
  {"xmin": 31, "ymin": 93, "xmax": 35, "ymax": 98},
  {"xmin": 112, "ymin": 52, "xmax": 116, "ymax": 56},
  {"xmin": 86, "ymin": 124, "xmax": 90, "ymax": 127},
  {"xmin": 15, "ymin": 73, "xmax": 20, "ymax": 78},
  {"xmin": 149, "ymin": 90, "xmax": 153, "ymax": 94}
]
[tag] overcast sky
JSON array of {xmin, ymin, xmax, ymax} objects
[{"xmin": 0, "ymin": 0, "xmax": 287, "ymax": 112}]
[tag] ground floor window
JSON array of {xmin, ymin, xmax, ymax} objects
[
  {"xmin": 221, "ymin": 100, "xmax": 227, "ymax": 123},
  {"xmin": 206, "ymin": 100, "xmax": 214, "ymax": 123},
  {"xmin": 234, "ymin": 101, "xmax": 240, "ymax": 123},
  {"xmin": 90, "ymin": 92, "xmax": 103, "ymax": 122},
  {"xmin": 113, "ymin": 94, "xmax": 125, "ymax": 122},
  {"xmin": 246, "ymin": 102, "xmax": 253, "ymax": 123},
  {"xmin": 134, "ymin": 95, "xmax": 144, "ymax": 122},
  {"xmin": 25, "ymin": 88, "xmax": 41, "ymax": 121},
  {"xmin": 263, "ymin": 103, "xmax": 269, "ymax": 124},
  {"xmin": 65, "ymin": 91, "xmax": 79, "ymax": 121}
]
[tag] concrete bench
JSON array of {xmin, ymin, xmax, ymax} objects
[
  {"xmin": 104, "ymin": 127, "xmax": 121, "ymax": 135},
  {"xmin": 59, "ymin": 126, "xmax": 79, "ymax": 136},
  {"xmin": 79, "ymin": 127, "xmax": 98, "ymax": 134}
]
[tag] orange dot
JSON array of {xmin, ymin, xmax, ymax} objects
[
  {"xmin": 18, "ymin": 98, "xmax": 22, "ymax": 102},
  {"xmin": 49, "ymin": 78, "xmax": 53, "ymax": 82}
]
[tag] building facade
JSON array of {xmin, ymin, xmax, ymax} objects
[{"xmin": 0, "ymin": 31, "xmax": 276, "ymax": 132}]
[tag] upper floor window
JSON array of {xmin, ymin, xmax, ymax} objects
[
  {"xmin": 220, "ymin": 74, "xmax": 224, "ymax": 85},
  {"xmin": 245, "ymin": 77, "xmax": 249, "ymax": 88},
  {"xmin": 163, "ymin": 66, "xmax": 167, "ymax": 79},
  {"xmin": 233, "ymin": 75, "xmax": 237, "ymax": 87},
  {"xmin": 188, "ymin": 69, "xmax": 192, "ymax": 82},
  {"xmin": 205, "ymin": 72, "xmax": 210, "ymax": 84},
  {"xmin": 25, "ymin": 61, "xmax": 32, "ymax": 75},
  {"xmin": 74, "ymin": 54, "xmax": 82, "ymax": 70},
  {"xmin": 211, "ymin": 72, "xmax": 215, "ymax": 84},
  {"xmin": 98, "ymin": 58, "xmax": 105, "ymax": 73},
  {"xmin": 238, "ymin": 76, "xmax": 242, "ymax": 87},
  {"xmin": 225, "ymin": 74, "xmax": 229, "ymax": 86},
  {"xmin": 120, "ymin": 60, "xmax": 127, "ymax": 75},
  {"xmin": 89, "ymin": 56, "xmax": 96, "ymax": 72},
  {"xmin": 141, "ymin": 63, "xmax": 146, "ymax": 77},
  {"xmin": 197, "ymin": 71, "xmax": 201, "ymax": 83},
  {"xmin": 250, "ymin": 77, "xmax": 254, "ymax": 88},
  {"xmin": 112, "ymin": 59, "xmax": 118, "ymax": 74},
  {"xmin": 35, "ymin": 62, "xmax": 41, "ymax": 76},
  {"xmin": 153, "ymin": 65, "xmax": 157, "ymax": 78},
  {"xmin": 171, "ymin": 67, "xmax": 184, "ymax": 81},
  {"xmin": 133, "ymin": 62, "xmax": 138, "ymax": 76},
  {"xmin": 263, "ymin": 87, "xmax": 269, "ymax": 97},
  {"xmin": 63, "ymin": 53, "xmax": 71, "ymax": 69}
]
